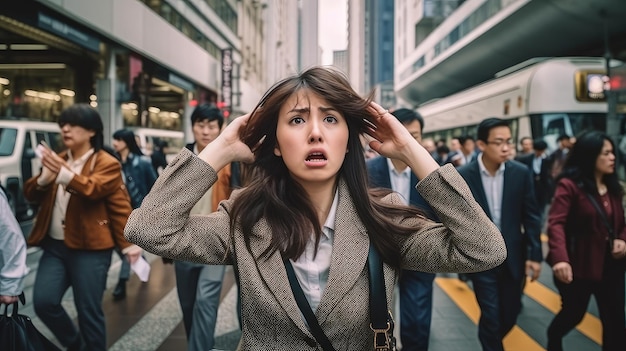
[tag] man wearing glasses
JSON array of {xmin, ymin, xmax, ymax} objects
[{"xmin": 457, "ymin": 117, "xmax": 542, "ymax": 351}]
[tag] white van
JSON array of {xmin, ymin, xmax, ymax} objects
[
  {"xmin": 0, "ymin": 119, "xmax": 62, "ymax": 222},
  {"xmin": 129, "ymin": 128, "xmax": 185, "ymax": 171}
]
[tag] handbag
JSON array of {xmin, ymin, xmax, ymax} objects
[
  {"xmin": 283, "ymin": 242, "xmax": 397, "ymax": 351},
  {"xmin": 0, "ymin": 293, "xmax": 61, "ymax": 351}
]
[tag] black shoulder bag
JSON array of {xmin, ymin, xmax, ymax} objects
[{"xmin": 283, "ymin": 243, "xmax": 397, "ymax": 351}]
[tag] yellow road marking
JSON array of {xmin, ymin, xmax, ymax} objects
[
  {"xmin": 435, "ymin": 277, "xmax": 545, "ymax": 351},
  {"xmin": 523, "ymin": 278, "xmax": 602, "ymax": 345}
]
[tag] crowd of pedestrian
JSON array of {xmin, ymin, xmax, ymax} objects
[{"xmin": 1, "ymin": 65, "xmax": 625, "ymax": 351}]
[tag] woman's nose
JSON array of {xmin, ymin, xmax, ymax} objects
[{"xmin": 308, "ymin": 120, "xmax": 322, "ymax": 143}]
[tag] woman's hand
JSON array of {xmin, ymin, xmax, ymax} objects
[
  {"xmin": 552, "ymin": 261, "xmax": 573, "ymax": 284},
  {"xmin": 365, "ymin": 102, "xmax": 419, "ymax": 162},
  {"xmin": 40, "ymin": 146, "xmax": 69, "ymax": 174},
  {"xmin": 611, "ymin": 239, "xmax": 626, "ymax": 259},
  {"xmin": 365, "ymin": 102, "xmax": 439, "ymax": 180},
  {"xmin": 198, "ymin": 114, "xmax": 255, "ymax": 171},
  {"xmin": 125, "ymin": 247, "xmax": 142, "ymax": 264}
]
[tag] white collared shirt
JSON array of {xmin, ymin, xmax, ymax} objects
[
  {"xmin": 386, "ymin": 158, "xmax": 411, "ymax": 206},
  {"xmin": 49, "ymin": 149, "xmax": 95, "ymax": 240},
  {"xmin": 533, "ymin": 154, "xmax": 545, "ymax": 175},
  {"xmin": 290, "ymin": 189, "xmax": 338, "ymax": 314},
  {"xmin": 478, "ymin": 153, "xmax": 505, "ymax": 231}
]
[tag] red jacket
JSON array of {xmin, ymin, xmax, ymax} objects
[
  {"xmin": 24, "ymin": 150, "xmax": 134, "ymax": 251},
  {"xmin": 547, "ymin": 178, "xmax": 626, "ymax": 281}
]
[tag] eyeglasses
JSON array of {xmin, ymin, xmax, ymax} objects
[{"xmin": 486, "ymin": 139, "xmax": 514, "ymax": 148}]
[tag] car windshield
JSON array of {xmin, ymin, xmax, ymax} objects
[{"xmin": 0, "ymin": 128, "xmax": 17, "ymax": 156}]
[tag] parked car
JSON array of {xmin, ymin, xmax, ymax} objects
[{"xmin": 0, "ymin": 119, "xmax": 62, "ymax": 223}]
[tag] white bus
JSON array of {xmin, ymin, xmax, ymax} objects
[{"xmin": 417, "ymin": 57, "xmax": 626, "ymax": 153}]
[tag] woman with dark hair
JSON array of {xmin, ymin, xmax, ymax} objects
[
  {"xmin": 24, "ymin": 103, "xmax": 142, "ymax": 351},
  {"xmin": 110, "ymin": 128, "xmax": 157, "ymax": 299},
  {"xmin": 546, "ymin": 131, "xmax": 626, "ymax": 351},
  {"xmin": 125, "ymin": 66, "xmax": 507, "ymax": 350}
]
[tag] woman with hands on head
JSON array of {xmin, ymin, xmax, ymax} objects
[
  {"xmin": 24, "ymin": 104, "xmax": 142, "ymax": 351},
  {"xmin": 546, "ymin": 131, "xmax": 626, "ymax": 351},
  {"xmin": 125, "ymin": 66, "xmax": 507, "ymax": 350}
]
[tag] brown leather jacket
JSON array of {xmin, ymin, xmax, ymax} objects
[{"xmin": 24, "ymin": 150, "xmax": 134, "ymax": 251}]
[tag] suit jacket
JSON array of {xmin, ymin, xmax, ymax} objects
[
  {"xmin": 125, "ymin": 149, "xmax": 506, "ymax": 350},
  {"xmin": 457, "ymin": 159, "xmax": 542, "ymax": 280},
  {"xmin": 547, "ymin": 178, "xmax": 626, "ymax": 281},
  {"xmin": 517, "ymin": 153, "xmax": 552, "ymax": 208},
  {"xmin": 24, "ymin": 150, "xmax": 134, "ymax": 251},
  {"xmin": 366, "ymin": 156, "xmax": 437, "ymax": 220}
]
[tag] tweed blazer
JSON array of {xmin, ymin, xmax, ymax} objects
[
  {"xmin": 24, "ymin": 150, "xmax": 134, "ymax": 251},
  {"xmin": 125, "ymin": 149, "xmax": 507, "ymax": 350}
]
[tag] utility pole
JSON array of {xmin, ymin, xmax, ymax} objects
[{"xmin": 601, "ymin": 10, "xmax": 619, "ymax": 141}]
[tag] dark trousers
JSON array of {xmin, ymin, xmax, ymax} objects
[
  {"xmin": 399, "ymin": 270, "xmax": 435, "ymax": 351},
  {"xmin": 468, "ymin": 266, "xmax": 524, "ymax": 351},
  {"xmin": 174, "ymin": 261, "xmax": 225, "ymax": 351},
  {"xmin": 33, "ymin": 238, "xmax": 112, "ymax": 351},
  {"xmin": 547, "ymin": 268, "xmax": 625, "ymax": 351}
]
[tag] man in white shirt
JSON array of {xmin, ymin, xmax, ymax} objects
[
  {"xmin": 457, "ymin": 118, "xmax": 542, "ymax": 351},
  {"xmin": 366, "ymin": 108, "xmax": 438, "ymax": 351},
  {"xmin": 0, "ymin": 186, "xmax": 28, "ymax": 305}
]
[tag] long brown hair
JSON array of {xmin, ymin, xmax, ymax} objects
[{"xmin": 230, "ymin": 66, "xmax": 424, "ymax": 269}]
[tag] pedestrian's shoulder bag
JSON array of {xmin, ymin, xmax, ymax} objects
[
  {"xmin": 283, "ymin": 242, "xmax": 397, "ymax": 351},
  {"xmin": 0, "ymin": 293, "xmax": 61, "ymax": 351}
]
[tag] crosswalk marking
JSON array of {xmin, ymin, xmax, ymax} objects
[
  {"xmin": 522, "ymin": 277, "xmax": 602, "ymax": 344},
  {"xmin": 435, "ymin": 277, "xmax": 544, "ymax": 351},
  {"xmin": 108, "ymin": 288, "xmax": 182, "ymax": 351}
]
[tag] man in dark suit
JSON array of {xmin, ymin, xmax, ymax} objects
[
  {"xmin": 366, "ymin": 108, "xmax": 436, "ymax": 351},
  {"xmin": 457, "ymin": 118, "xmax": 543, "ymax": 351},
  {"xmin": 518, "ymin": 139, "xmax": 551, "ymax": 209}
]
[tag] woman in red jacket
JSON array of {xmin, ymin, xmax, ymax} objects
[{"xmin": 546, "ymin": 130, "xmax": 626, "ymax": 351}]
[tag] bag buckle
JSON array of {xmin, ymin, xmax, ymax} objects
[{"xmin": 370, "ymin": 322, "xmax": 392, "ymax": 350}]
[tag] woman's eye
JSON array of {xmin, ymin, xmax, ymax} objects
[
  {"xmin": 324, "ymin": 115, "xmax": 338, "ymax": 123},
  {"xmin": 290, "ymin": 117, "xmax": 304, "ymax": 124}
]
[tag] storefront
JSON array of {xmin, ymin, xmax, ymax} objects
[
  {"xmin": 1, "ymin": 2, "xmax": 218, "ymax": 134},
  {"xmin": 0, "ymin": 6, "xmax": 100, "ymax": 121}
]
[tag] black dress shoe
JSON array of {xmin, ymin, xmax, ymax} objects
[{"xmin": 113, "ymin": 279, "xmax": 127, "ymax": 300}]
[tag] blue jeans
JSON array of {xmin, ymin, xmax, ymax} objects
[
  {"xmin": 399, "ymin": 270, "xmax": 435, "ymax": 351},
  {"xmin": 175, "ymin": 261, "xmax": 225, "ymax": 351},
  {"xmin": 33, "ymin": 237, "xmax": 112, "ymax": 351}
]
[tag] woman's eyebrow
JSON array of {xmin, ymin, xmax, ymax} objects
[
  {"xmin": 287, "ymin": 107, "xmax": 309, "ymax": 114},
  {"xmin": 319, "ymin": 106, "xmax": 338, "ymax": 113}
]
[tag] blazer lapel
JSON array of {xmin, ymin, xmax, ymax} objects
[
  {"xmin": 248, "ymin": 219, "xmax": 311, "ymax": 335},
  {"xmin": 315, "ymin": 179, "xmax": 369, "ymax": 325},
  {"xmin": 501, "ymin": 163, "xmax": 512, "ymax": 226},
  {"xmin": 467, "ymin": 162, "xmax": 492, "ymax": 219}
]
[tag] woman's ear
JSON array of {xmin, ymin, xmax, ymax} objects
[{"xmin": 274, "ymin": 145, "xmax": 282, "ymax": 157}]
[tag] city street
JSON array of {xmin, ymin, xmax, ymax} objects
[{"xmin": 18, "ymin": 236, "xmax": 607, "ymax": 351}]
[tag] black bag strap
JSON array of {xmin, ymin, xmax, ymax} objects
[
  {"xmin": 283, "ymin": 242, "xmax": 393, "ymax": 351},
  {"xmin": 283, "ymin": 258, "xmax": 337, "ymax": 351},
  {"xmin": 581, "ymin": 190, "xmax": 616, "ymax": 250},
  {"xmin": 367, "ymin": 243, "xmax": 395, "ymax": 350}
]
